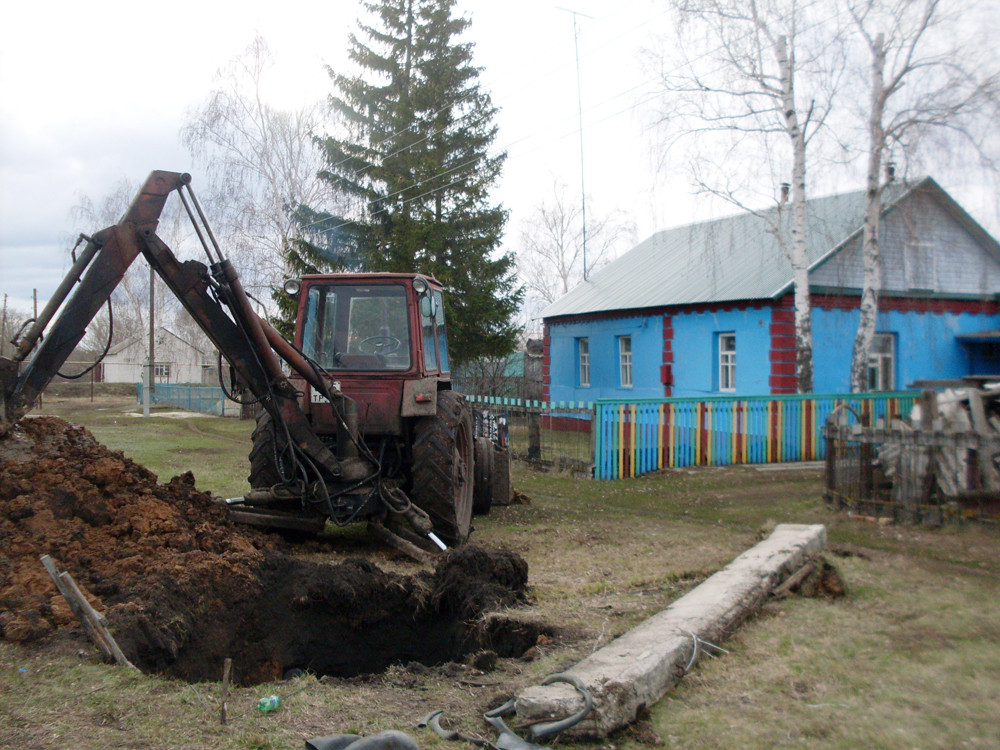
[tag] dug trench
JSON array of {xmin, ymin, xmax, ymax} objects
[{"xmin": 0, "ymin": 416, "xmax": 547, "ymax": 684}]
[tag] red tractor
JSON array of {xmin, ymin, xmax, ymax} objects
[{"xmin": 0, "ymin": 171, "xmax": 510, "ymax": 557}]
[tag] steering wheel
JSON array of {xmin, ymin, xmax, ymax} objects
[{"xmin": 358, "ymin": 335, "xmax": 402, "ymax": 354}]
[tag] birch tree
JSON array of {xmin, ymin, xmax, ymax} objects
[
  {"xmin": 846, "ymin": 0, "xmax": 1000, "ymax": 391},
  {"xmin": 648, "ymin": 0, "xmax": 845, "ymax": 392}
]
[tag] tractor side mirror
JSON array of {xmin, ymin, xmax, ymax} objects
[{"xmin": 420, "ymin": 293, "xmax": 438, "ymax": 319}]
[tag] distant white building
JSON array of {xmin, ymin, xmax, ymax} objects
[{"xmin": 102, "ymin": 327, "xmax": 213, "ymax": 384}]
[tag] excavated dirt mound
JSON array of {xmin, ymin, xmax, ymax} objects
[{"xmin": 0, "ymin": 417, "xmax": 534, "ymax": 684}]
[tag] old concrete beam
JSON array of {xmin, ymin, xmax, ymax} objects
[{"xmin": 515, "ymin": 523, "xmax": 827, "ymax": 738}]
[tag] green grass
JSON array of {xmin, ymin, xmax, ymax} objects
[
  {"xmin": 34, "ymin": 395, "xmax": 255, "ymax": 497},
  {"xmin": 4, "ymin": 395, "xmax": 999, "ymax": 749}
]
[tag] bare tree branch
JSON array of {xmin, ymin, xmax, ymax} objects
[{"xmin": 181, "ymin": 34, "xmax": 342, "ymax": 303}]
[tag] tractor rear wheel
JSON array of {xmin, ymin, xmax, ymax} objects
[
  {"xmin": 473, "ymin": 437, "xmax": 495, "ymax": 516},
  {"xmin": 411, "ymin": 390, "xmax": 474, "ymax": 545}
]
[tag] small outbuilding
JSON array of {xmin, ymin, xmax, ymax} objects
[
  {"xmin": 541, "ymin": 177, "xmax": 1000, "ymax": 400},
  {"xmin": 101, "ymin": 327, "xmax": 213, "ymax": 385}
]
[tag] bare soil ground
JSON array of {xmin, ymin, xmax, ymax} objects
[{"xmin": 0, "ymin": 417, "xmax": 532, "ymax": 685}]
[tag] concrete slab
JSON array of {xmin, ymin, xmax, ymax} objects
[{"xmin": 515, "ymin": 523, "xmax": 827, "ymax": 738}]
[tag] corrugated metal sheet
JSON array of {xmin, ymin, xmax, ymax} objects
[{"xmin": 541, "ymin": 181, "xmax": 919, "ymax": 320}]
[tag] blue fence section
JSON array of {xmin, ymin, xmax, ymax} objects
[
  {"xmin": 594, "ymin": 392, "xmax": 917, "ymax": 479},
  {"xmin": 135, "ymin": 383, "xmax": 229, "ymax": 416}
]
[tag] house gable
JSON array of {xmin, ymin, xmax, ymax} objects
[{"xmin": 810, "ymin": 181, "xmax": 1000, "ymax": 297}]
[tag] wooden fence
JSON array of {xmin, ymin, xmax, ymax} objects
[{"xmin": 594, "ymin": 392, "xmax": 917, "ymax": 480}]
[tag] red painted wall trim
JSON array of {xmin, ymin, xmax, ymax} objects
[
  {"xmin": 662, "ymin": 314, "xmax": 673, "ymax": 396},
  {"xmin": 770, "ymin": 299, "xmax": 797, "ymax": 394},
  {"xmin": 544, "ymin": 298, "xmax": 773, "ymax": 326},
  {"xmin": 813, "ymin": 293, "xmax": 1000, "ymax": 315},
  {"xmin": 542, "ymin": 325, "xmax": 550, "ymax": 402}
]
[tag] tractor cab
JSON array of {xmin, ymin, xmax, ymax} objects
[
  {"xmin": 290, "ymin": 273, "xmax": 453, "ymax": 438},
  {"xmin": 296, "ymin": 273, "xmax": 449, "ymax": 378}
]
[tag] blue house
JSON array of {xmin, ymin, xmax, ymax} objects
[{"xmin": 540, "ymin": 178, "xmax": 1000, "ymax": 401}]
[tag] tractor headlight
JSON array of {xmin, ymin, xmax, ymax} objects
[
  {"xmin": 282, "ymin": 278, "xmax": 302, "ymax": 297},
  {"xmin": 412, "ymin": 276, "xmax": 429, "ymax": 295}
]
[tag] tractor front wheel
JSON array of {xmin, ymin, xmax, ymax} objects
[
  {"xmin": 411, "ymin": 390, "xmax": 474, "ymax": 545},
  {"xmin": 248, "ymin": 411, "xmax": 284, "ymax": 489}
]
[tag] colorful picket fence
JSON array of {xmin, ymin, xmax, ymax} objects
[{"xmin": 594, "ymin": 392, "xmax": 917, "ymax": 480}]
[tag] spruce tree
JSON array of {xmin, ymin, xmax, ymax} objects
[{"xmin": 310, "ymin": 0, "xmax": 521, "ymax": 364}]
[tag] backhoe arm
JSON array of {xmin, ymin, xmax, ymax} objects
[
  {"xmin": 0, "ymin": 171, "xmax": 353, "ymax": 486},
  {"xmin": 0, "ymin": 168, "xmax": 170, "ymax": 433}
]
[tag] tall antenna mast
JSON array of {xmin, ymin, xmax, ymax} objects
[{"xmin": 557, "ymin": 6, "xmax": 593, "ymax": 281}]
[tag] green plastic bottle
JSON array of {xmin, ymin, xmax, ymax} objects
[{"xmin": 257, "ymin": 695, "xmax": 281, "ymax": 713}]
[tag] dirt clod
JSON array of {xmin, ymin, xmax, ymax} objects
[{"xmin": 0, "ymin": 416, "xmax": 534, "ymax": 683}]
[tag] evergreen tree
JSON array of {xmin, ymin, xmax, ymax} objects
[
  {"xmin": 272, "ymin": 207, "xmax": 367, "ymax": 338},
  {"xmin": 309, "ymin": 0, "xmax": 521, "ymax": 364}
]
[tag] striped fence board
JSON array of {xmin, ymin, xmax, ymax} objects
[{"xmin": 593, "ymin": 392, "xmax": 916, "ymax": 479}]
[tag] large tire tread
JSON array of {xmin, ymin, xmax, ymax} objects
[
  {"xmin": 248, "ymin": 412, "xmax": 283, "ymax": 489},
  {"xmin": 411, "ymin": 390, "xmax": 474, "ymax": 545},
  {"xmin": 473, "ymin": 437, "xmax": 494, "ymax": 516}
]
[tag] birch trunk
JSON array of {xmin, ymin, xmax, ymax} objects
[
  {"xmin": 778, "ymin": 35, "xmax": 814, "ymax": 393},
  {"xmin": 850, "ymin": 33, "xmax": 886, "ymax": 393}
]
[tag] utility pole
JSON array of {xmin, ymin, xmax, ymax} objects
[
  {"xmin": 144, "ymin": 267, "xmax": 154, "ymax": 417},
  {"xmin": 1, "ymin": 294, "xmax": 7, "ymax": 358},
  {"xmin": 33, "ymin": 289, "xmax": 40, "ymax": 408},
  {"xmin": 558, "ymin": 6, "xmax": 593, "ymax": 281}
]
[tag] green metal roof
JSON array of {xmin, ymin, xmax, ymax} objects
[{"xmin": 540, "ymin": 180, "xmax": 928, "ymax": 320}]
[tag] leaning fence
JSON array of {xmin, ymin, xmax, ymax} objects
[
  {"xmin": 824, "ymin": 397, "xmax": 1000, "ymax": 524},
  {"xmin": 593, "ymin": 392, "xmax": 917, "ymax": 479}
]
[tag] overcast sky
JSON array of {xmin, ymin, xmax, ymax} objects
[
  {"xmin": 2, "ymin": 0, "xmax": 998, "ymax": 319},
  {"xmin": 0, "ymin": 0, "xmax": 681, "ymax": 315}
]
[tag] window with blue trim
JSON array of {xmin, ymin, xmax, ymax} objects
[
  {"xmin": 619, "ymin": 336, "xmax": 632, "ymax": 387},
  {"xmin": 718, "ymin": 333, "xmax": 735, "ymax": 392}
]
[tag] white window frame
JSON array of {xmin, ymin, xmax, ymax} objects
[
  {"xmin": 867, "ymin": 333, "xmax": 895, "ymax": 391},
  {"xmin": 578, "ymin": 337, "xmax": 590, "ymax": 387},
  {"xmin": 619, "ymin": 335, "xmax": 632, "ymax": 388},
  {"xmin": 154, "ymin": 363, "xmax": 171, "ymax": 381},
  {"xmin": 719, "ymin": 333, "xmax": 736, "ymax": 392}
]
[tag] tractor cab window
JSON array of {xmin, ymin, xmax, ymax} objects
[
  {"xmin": 302, "ymin": 284, "xmax": 411, "ymax": 371},
  {"xmin": 434, "ymin": 290, "xmax": 449, "ymax": 373},
  {"xmin": 420, "ymin": 289, "xmax": 449, "ymax": 373}
]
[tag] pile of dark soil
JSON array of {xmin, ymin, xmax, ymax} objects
[{"xmin": 0, "ymin": 417, "xmax": 533, "ymax": 684}]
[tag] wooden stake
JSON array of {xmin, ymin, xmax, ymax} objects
[
  {"xmin": 220, "ymin": 658, "xmax": 232, "ymax": 725},
  {"xmin": 40, "ymin": 555, "xmax": 111, "ymax": 660},
  {"xmin": 40, "ymin": 555, "xmax": 137, "ymax": 670}
]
